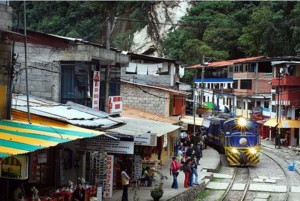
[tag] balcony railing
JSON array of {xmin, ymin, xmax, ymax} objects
[{"xmin": 272, "ymin": 76, "xmax": 300, "ymax": 86}]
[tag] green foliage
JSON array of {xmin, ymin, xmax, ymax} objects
[
  {"xmin": 162, "ymin": 1, "xmax": 300, "ymax": 67},
  {"xmin": 10, "ymin": 1, "xmax": 151, "ymax": 45}
]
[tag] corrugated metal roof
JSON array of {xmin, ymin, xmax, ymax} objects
[
  {"xmin": 12, "ymin": 95, "xmax": 123, "ymax": 129},
  {"xmin": 122, "ymin": 80, "xmax": 189, "ymax": 95},
  {"xmin": 107, "ymin": 117, "xmax": 180, "ymax": 137},
  {"xmin": 122, "ymin": 106, "xmax": 179, "ymax": 124},
  {"xmin": 187, "ymin": 56, "xmax": 269, "ymax": 69}
]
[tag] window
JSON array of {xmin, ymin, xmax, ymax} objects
[
  {"xmin": 61, "ymin": 62, "xmax": 88, "ymax": 105},
  {"xmin": 208, "ymin": 83, "xmax": 210, "ymax": 89},
  {"xmin": 207, "ymin": 96, "xmax": 210, "ymax": 102},
  {"xmin": 227, "ymin": 83, "xmax": 231, "ymax": 89},
  {"xmin": 272, "ymin": 105, "xmax": 276, "ymax": 113},
  {"xmin": 264, "ymin": 101, "xmax": 269, "ymax": 108},
  {"xmin": 240, "ymin": 80, "xmax": 252, "ymax": 89},
  {"xmin": 233, "ymin": 80, "xmax": 238, "ymax": 89},
  {"xmin": 240, "ymin": 65, "xmax": 243, "ymax": 72},
  {"xmin": 256, "ymin": 101, "xmax": 261, "ymax": 107},
  {"xmin": 229, "ymin": 66, "xmax": 233, "ymax": 72},
  {"xmin": 234, "ymin": 65, "xmax": 238, "ymax": 72}
]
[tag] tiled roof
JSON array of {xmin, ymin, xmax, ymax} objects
[{"xmin": 187, "ymin": 56, "xmax": 269, "ymax": 69}]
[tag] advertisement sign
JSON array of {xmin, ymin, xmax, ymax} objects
[
  {"xmin": 92, "ymin": 71, "xmax": 100, "ymax": 110},
  {"xmin": 104, "ymin": 155, "xmax": 114, "ymax": 198},
  {"xmin": 0, "ymin": 156, "xmax": 28, "ymax": 179},
  {"xmin": 99, "ymin": 140, "xmax": 134, "ymax": 154},
  {"xmin": 108, "ymin": 96, "xmax": 122, "ymax": 115},
  {"xmin": 134, "ymin": 133, "xmax": 157, "ymax": 146}
]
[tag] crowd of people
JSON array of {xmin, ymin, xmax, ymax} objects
[{"xmin": 170, "ymin": 128, "xmax": 207, "ymax": 189}]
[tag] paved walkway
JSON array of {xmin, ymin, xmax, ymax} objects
[{"xmin": 103, "ymin": 146, "xmax": 220, "ymax": 201}]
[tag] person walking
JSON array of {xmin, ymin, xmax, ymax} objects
[
  {"xmin": 121, "ymin": 168, "xmax": 130, "ymax": 201},
  {"xmin": 170, "ymin": 157, "xmax": 182, "ymax": 189},
  {"xmin": 191, "ymin": 157, "xmax": 199, "ymax": 185},
  {"xmin": 182, "ymin": 158, "xmax": 192, "ymax": 188},
  {"xmin": 194, "ymin": 142, "xmax": 202, "ymax": 165}
]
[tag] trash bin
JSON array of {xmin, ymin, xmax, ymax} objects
[{"xmin": 288, "ymin": 162, "xmax": 295, "ymax": 171}]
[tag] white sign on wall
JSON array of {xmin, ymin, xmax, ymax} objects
[
  {"xmin": 108, "ymin": 96, "xmax": 122, "ymax": 115},
  {"xmin": 134, "ymin": 133, "xmax": 157, "ymax": 146},
  {"xmin": 104, "ymin": 155, "xmax": 114, "ymax": 198},
  {"xmin": 92, "ymin": 71, "xmax": 100, "ymax": 110},
  {"xmin": 98, "ymin": 140, "xmax": 134, "ymax": 155}
]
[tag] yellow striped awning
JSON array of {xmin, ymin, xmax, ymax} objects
[
  {"xmin": 0, "ymin": 120, "xmax": 105, "ymax": 158},
  {"xmin": 263, "ymin": 118, "xmax": 300, "ymax": 128}
]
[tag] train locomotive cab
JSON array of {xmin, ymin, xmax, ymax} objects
[{"xmin": 223, "ymin": 117, "xmax": 261, "ymax": 166}]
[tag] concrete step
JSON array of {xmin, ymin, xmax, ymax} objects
[{"xmin": 249, "ymin": 184, "xmax": 287, "ymax": 193}]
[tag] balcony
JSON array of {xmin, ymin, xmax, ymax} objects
[{"xmin": 272, "ymin": 76, "xmax": 300, "ymax": 87}]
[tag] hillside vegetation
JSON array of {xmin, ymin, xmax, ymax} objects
[{"xmin": 11, "ymin": 1, "xmax": 300, "ymax": 64}]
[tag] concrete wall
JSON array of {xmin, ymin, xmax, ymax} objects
[
  {"xmin": 0, "ymin": 4, "xmax": 12, "ymax": 119},
  {"xmin": 13, "ymin": 42, "xmax": 62, "ymax": 102},
  {"xmin": 0, "ymin": 4, "xmax": 12, "ymax": 30},
  {"xmin": 121, "ymin": 62, "xmax": 176, "ymax": 86},
  {"xmin": 13, "ymin": 41, "xmax": 129, "ymax": 102},
  {"xmin": 121, "ymin": 82, "xmax": 170, "ymax": 117}
]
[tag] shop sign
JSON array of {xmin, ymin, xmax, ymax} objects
[
  {"xmin": 104, "ymin": 155, "xmax": 114, "ymax": 198},
  {"xmin": 134, "ymin": 133, "xmax": 157, "ymax": 146},
  {"xmin": 108, "ymin": 96, "xmax": 123, "ymax": 115},
  {"xmin": 0, "ymin": 156, "xmax": 28, "ymax": 179},
  {"xmin": 38, "ymin": 153, "xmax": 47, "ymax": 164},
  {"xmin": 92, "ymin": 71, "xmax": 100, "ymax": 110},
  {"xmin": 98, "ymin": 140, "xmax": 134, "ymax": 154}
]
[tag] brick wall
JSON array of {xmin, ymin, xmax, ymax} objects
[{"xmin": 121, "ymin": 83, "xmax": 170, "ymax": 117}]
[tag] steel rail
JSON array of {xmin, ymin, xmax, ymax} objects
[{"xmin": 261, "ymin": 150, "xmax": 289, "ymax": 201}]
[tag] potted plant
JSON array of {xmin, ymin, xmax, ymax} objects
[{"xmin": 150, "ymin": 169, "xmax": 168, "ymax": 201}]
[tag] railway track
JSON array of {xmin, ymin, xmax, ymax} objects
[
  {"xmin": 220, "ymin": 167, "xmax": 251, "ymax": 201},
  {"xmin": 261, "ymin": 149, "xmax": 300, "ymax": 201}
]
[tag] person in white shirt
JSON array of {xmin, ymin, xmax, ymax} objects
[{"xmin": 121, "ymin": 168, "xmax": 130, "ymax": 201}]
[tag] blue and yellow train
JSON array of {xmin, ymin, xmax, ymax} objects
[{"xmin": 207, "ymin": 116, "xmax": 261, "ymax": 166}]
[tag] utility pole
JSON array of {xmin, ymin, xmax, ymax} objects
[
  {"xmin": 24, "ymin": 0, "xmax": 31, "ymax": 123},
  {"xmin": 276, "ymin": 68, "xmax": 282, "ymax": 149},
  {"xmin": 104, "ymin": 17, "xmax": 117, "ymax": 113},
  {"xmin": 200, "ymin": 55, "xmax": 205, "ymax": 113}
]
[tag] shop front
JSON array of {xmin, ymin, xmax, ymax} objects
[{"xmin": 263, "ymin": 118, "xmax": 300, "ymax": 146}]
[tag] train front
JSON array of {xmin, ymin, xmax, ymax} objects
[{"xmin": 224, "ymin": 117, "xmax": 261, "ymax": 166}]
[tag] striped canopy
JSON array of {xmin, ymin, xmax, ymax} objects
[{"xmin": 0, "ymin": 120, "xmax": 105, "ymax": 158}]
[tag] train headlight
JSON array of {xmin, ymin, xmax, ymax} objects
[
  {"xmin": 237, "ymin": 117, "xmax": 247, "ymax": 127},
  {"xmin": 249, "ymin": 148, "xmax": 257, "ymax": 154},
  {"xmin": 231, "ymin": 148, "xmax": 238, "ymax": 154}
]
